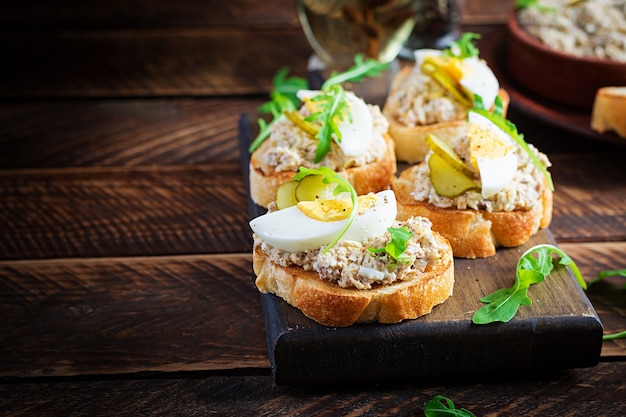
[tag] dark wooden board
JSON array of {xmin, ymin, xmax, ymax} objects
[{"xmin": 239, "ymin": 116, "xmax": 603, "ymax": 385}]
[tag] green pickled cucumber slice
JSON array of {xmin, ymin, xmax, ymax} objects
[
  {"xmin": 275, "ymin": 180, "xmax": 299, "ymax": 209},
  {"xmin": 425, "ymin": 134, "xmax": 475, "ymax": 177},
  {"xmin": 294, "ymin": 174, "xmax": 336, "ymax": 202},
  {"xmin": 429, "ymin": 153, "xmax": 479, "ymax": 198}
]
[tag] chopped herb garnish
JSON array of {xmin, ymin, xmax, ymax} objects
[
  {"xmin": 293, "ymin": 166, "xmax": 357, "ymax": 253},
  {"xmin": 368, "ymin": 226, "xmax": 413, "ymax": 266},
  {"xmin": 472, "ymin": 244, "xmax": 584, "ymax": 324},
  {"xmin": 443, "ymin": 32, "xmax": 481, "ymax": 59},
  {"xmin": 249, "ymin": 54, "xmax": 389, "ymax": 161},
  {"xmin": 471, "ymin": 95, "xmax": 554, "ymax": 191},
  {"xmin": 424, "ymin": 395, "xmax": 477, "ymax": 417}
]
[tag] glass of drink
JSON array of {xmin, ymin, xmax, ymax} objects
[
  {"xmin": 295, "ymin": 0, "xmax": 462, "ymax": 71},
  {"xmin": 295, "ymin": 0, "xmax": 420, "ymax": 71}
]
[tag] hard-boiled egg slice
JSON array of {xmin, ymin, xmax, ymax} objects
[
  {"xmin": 468, "ymin": 111, "xmax": 517, "ymax": 198},
  {"xmin": 458, "ymin": 56, "xmax": 499, "ymax": 110},
  {"xmin": 297, "ymin": 90, "xmax": 373, "ymax": 157},
  {"xmin": 249, "ymin": 190, "xmax": 397, "ymax": 252},
  {"xmin": 414, "ymin": 50, "xmax": 499, "ymax": 109}
]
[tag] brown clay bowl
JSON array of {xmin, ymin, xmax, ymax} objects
[{"xmin": 507, "ymin": 10, "xmax": 626, "ymax": 110}]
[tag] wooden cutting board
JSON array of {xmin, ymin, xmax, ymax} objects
[{"xmin": 239, "ymin": 115, "xmax": 603, "ymax": 385}]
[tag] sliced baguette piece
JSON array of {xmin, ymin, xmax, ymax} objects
[
  {"xmin": 249, "ymin": 133, "xmax": 397, "ymax": 208},
  {"xmin": 591, "ymin": 86, "xmax": 626, "ymax": 138},
  {"xmin": 382, "ymin": 66, "xmax": 511, "ymax": 163},
  {"xmin": 392, "ymin": 166, "xmax": 553, "ymax": 259},
  {"xmin": 253, "ymin": 232, "xmax": 454, "ymax": 327}
]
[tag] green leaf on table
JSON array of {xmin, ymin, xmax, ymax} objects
[
  {"xmin": 424, "ymin": 395, "xmax": 477, "ymax": 417},
  {"xmin": 472, "ymin": 244, "xmax": 585, "ymax": 325}
]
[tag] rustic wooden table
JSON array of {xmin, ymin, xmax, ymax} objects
[{"xmin": 1, "ymin": 1, "xmax": 624, "ymax": 416}]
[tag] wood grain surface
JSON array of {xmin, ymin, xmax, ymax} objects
[{"xmin": 1, "ymin": 0, "xmax": 625, "ymax": 415}]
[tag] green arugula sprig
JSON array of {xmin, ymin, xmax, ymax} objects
[
  {"xmin": 588, "ymin": 268, "xmax": 626, "ymax": 289},
  {"xmin": 587, "ymin": 268, "xmax": 626, "ymax": 340},
  {"xmin": 249, "ymin": 55, "xmax": 389, "ymax": 161},
  {"xmin": 515, "ymin": 0, "xmax": 557, "ymax": 13},
  {"xmin": 472, "ymin": 244, "xmax": 584, "ymax": 324},
  {"xmin": 293, "ymin": 166, "xmax": 357, "ymax": 253},
  {"xmin": 368, "ymin": 226, "xmax": 413, "ymax": 267},
  {"xmin": 424, "ymin": 395, "xmax": 477, "ymax": 417},
  {"xmin": 471, "ymin": 95, "xmax": 554, "ymax": 191},
  {"xmin": 443, "ymin": 32, "xmax": 481, "ymax": 59},
  {"xmin": 249, "ymin": 68, "xmax": 307, "ymax": 153}
]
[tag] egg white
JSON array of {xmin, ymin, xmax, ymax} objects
[
  {"xmin": 459, "ymin": 57, "xmax": 499, "ymax": 110},
  {"xmin": 296, "ymin": 90, "xmax": 373, "ymax": 157},
  {"xmin": 249, "ymin": 190, "xmax": 397, "ymax": 252},
  {"xmin": 468, "ymin": 111, "xmax": 518, "ymax": 198},
  {"xmin": 413, "ymin": 50, "xmax": 499, "ymax": 109}
]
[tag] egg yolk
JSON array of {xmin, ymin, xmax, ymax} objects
[
  {"xmin": 297, "ymin": 194, "xmax": 376, "ymax": 222},
  {"xmin": 469, "ymin": 123, "xmax": 511, "ymax": 171}
]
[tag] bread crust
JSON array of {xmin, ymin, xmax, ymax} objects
[
  {"xmin": 249, "ymin": 133, "xmax": 397, "ymax": 208},
  {"xmin": 382, "ymin": 66, "xmax": 511, "ymax": 163},
  {"xmin": 591, "ymin": 86, "xmax": 626, "ymax": 138},
  {"xmin": 253, "ymin": 233, "xmax": 454, "ymax": 327},
  {"xmin": 392, "ymin": 166, "xmax": 553, "ymax": 259}
]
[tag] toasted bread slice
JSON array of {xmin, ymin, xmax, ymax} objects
[
  {"xmin": 392, "ymin": 166, "xmax": 553, "ymax": 259},
  {"xmin": 591, "ymin": 86, "xmax": 626, "ymax": 138},
  {"xmin": 253, "ymin": 232, "xmax": 454, "ymax": 327},
  {"xmin": 249, "ymin": 133, "xmax": 397, "ymax": 208},
  {"xmin": 383, "ymin": 66, "xmax": 511, "ymax": 163}
]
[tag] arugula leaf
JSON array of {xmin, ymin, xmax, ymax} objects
[
  {"xmin": 368, "ymin": 226, "xmax": 413, "ymax": 266},
  {"xmin": 250, "ymin": 55, "xmax": 389, "ymax": 161},
  {"xmin": 322, "ymin": 54, "xmax": 390, "ymax": 89},
  {"xmin": 293, "ymin": 166, "xmax": 357, "ymax": 253},
  {"xmin": 515, "ymin": 0, "xmax": 556, "ymax": 13},
  {"xmin": 443, "ymin": 32, "xmax": 481, "ymax": 59},
  {"xmin": 248, "ymin": 68, "xmax": 307, "ymax": 153},
  {"xmin": 470, "ymin": 95, "xmax": 554, "ymax": 191},
  {"xmin": 306, "ymin": 84, "xmax": 350, "ymax": 163},
  {"xmin": 588, "ymin": 268, "xmax": 626, "ymax": 289},
  {"xmin": 249, "ymin": 92, "xmax": 297, "ymax": 153},
  {"xmin": 472, "ymin": 244, "xmax": 585, "ymax": 325},
  {"xmin": 424, "ymin": 395, "xmax": 477, "ymax": 417}
]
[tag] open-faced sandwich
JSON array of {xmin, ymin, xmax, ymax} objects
[
  {"xmin": 249, "ymin": 166, "xmax": 454, "ymax": 327},
  {"xmin": 392, "ymin": 98, "xmax": 553, "ymax": 259},
  {"xmin": 383, "ymin": 33, "xmax": 510, "ymax": 163},
  {"xmin": 248, "ymin": 56, "xmax": 397, "ymax": 208}
]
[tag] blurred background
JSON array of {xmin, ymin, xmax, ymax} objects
[{"xmin": 0, "ymin": 0, "xmax": 515, "ymax": 98}]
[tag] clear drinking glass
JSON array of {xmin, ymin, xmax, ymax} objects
[
  {"xmin": 295, "ymin": 0, "xmax": 462, "ymax": 70},
  {"xmin": 295, "ymin": 0, "xmax": 420, "ymax": 71}
]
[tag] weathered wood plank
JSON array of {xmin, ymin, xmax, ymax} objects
[
  {"xmin": 559, "ymin": 242, "xmax": 626, "ymax": 359},
  {"xmin": 0, "ymin": 98, "xmax": 262, "ymax": 168},
  {"xmin": 0, "ymin": 362, "xmax": 624, "ymax": 416},
  {"xmin": 0, "ymin": 165, "xmax": 253, "ymax": 259},
  {"xmin": 550, "ymin": 153, "xmax": 626, "ymax": 243},
  {"xmin": 0, "ymin": 0, "xmax": 301, "ymax": 30},
  {"xmin": 0, "ymin": 254, "xmax": 266, "ymax": 378},
  {"xmin": 0, "ymin": 29, "xmax": 311, "ymax": 98}
]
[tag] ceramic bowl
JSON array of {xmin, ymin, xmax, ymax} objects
[{"xmin": 506, "ymin": 11, "xmax": 626, "ymax": 109}]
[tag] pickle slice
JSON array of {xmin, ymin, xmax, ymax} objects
[
  {"xmin": 421, "ymin": 59, "xmax": 472, "ymax": 108},
  {"xmin": 275, "ymin": 180, "xmax": 299, "ymax": 210},
  {"xmin": 429, "ymin": 153, "xmax": 479, "ymax": 198},
  {"xmin": 295, "ymin": 174, "xmax": 336, "ymax": 202},
  {"xmin": 425, "ymin": 134, "xmax": 475, "ymax": 177}
]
